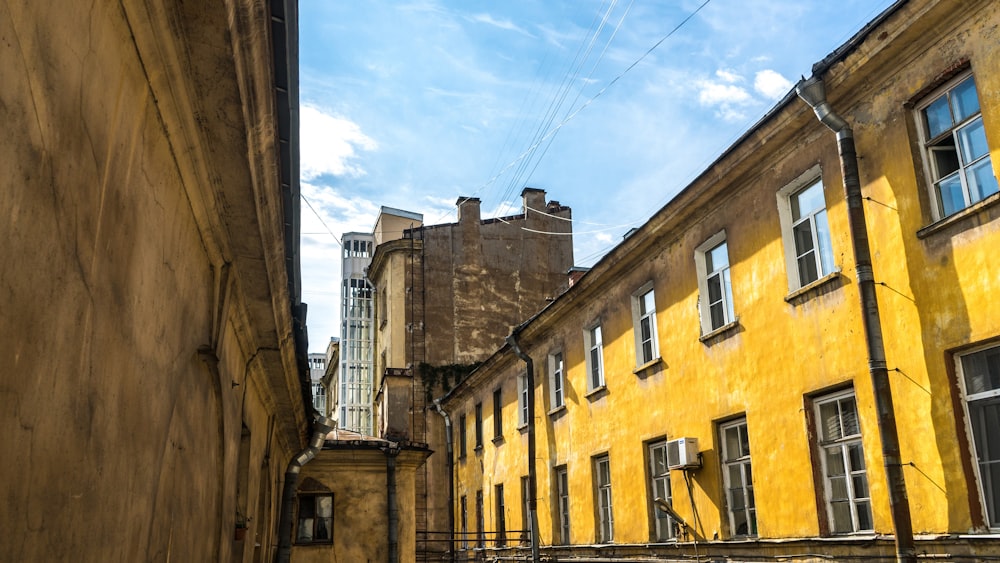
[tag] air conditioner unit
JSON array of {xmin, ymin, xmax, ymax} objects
[{"xmin": 666, "ymin": 437, "xmax": 700, "ymax": 470}]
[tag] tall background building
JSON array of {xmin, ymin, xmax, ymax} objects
[{"xmin": 338, "ymin": 233, "xmax": 375, "ymax": 434}]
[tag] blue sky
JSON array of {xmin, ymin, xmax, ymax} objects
[{"xmin": 297, "ymin": 0, "xmax": 896, "ymax": 353}]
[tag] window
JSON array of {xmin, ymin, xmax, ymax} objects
[
  {"xmin": 632, "ymin": 285, "xmax": 659, "ymax": 366},
  {"xmin": 647, "ymin": 441, "xmax": 675, "ymax": 541},
  {"xmin": 495, "ymin": 484, "xmax": 507, "ymax": 547},
  {"xmin": 475, "ymin": 490, "xmax": 484, "ymax": 548},
  {"xmin": 720, "ymin": 419, "xmax": 756, "ymax": 537},
  {"xmin": 493, "ymin": 388, "xmax": 503, "ymax": 439},
  {"xmin": 459, "ymin": 414, "xmax": 467, "ymax": 459},
  {"xmin": 919, "ymin": 73, "xmax": 997, "ymax": 219},
  {"xmin": 957, "ymin": 344, "xmax": 1000, "ymax": 528},
  {"xmin": 549, "ymin": 352, "xmax": 565, "ymax": 409},
  {"xmin": 475, "ymin": 403, "xmax": 483, "ymax": 450},
  {"xmin": 518, "ymin": 372, "xmax": 529, "ymax": 426},
  {"xmin": 521, "ymin": 476, "xmax": 531, "ymax": 544},
  {"xmin": 814, "ymin": 390, "xmax": 872, "ymax": 534},
  {"xmin": 777, "ymin": 170, "xmax": 835, "ymax": 291},
  {"xmin": 460, "ymin": 495, "xmax": 468, "ymax": 548},
  {"xmin": 555, "ymin": 466, "xmax": 570, "ymax": 544},
  {"xmin": 594, "ymin": 455, "xmax": 614, "ymax": 543},
  {"xmin": 695, "ymin": 233, "xmax": 736, "ymax": 333},
  {"xmin": 584, "ymin": 324, "xmax": 605, "ymax": 391},
  {"xmin": 312, "ymin": 382, "xmax": 327, "ymax": 414},
  {"xmin": 296, "ymin": 494, "xmax": 333, "ymax": 543}
]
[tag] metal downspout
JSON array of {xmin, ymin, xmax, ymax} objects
[
  {"xmin": 432, "ymin": 400, "xmax": 456, "ymax": 563},
  {"xmin": 275, "ymin": 415, "xmax": 335, "ymax": 563},
  {"xmin": 796, "ymin": 76, "xmax": 916, "ymax": 563},
  {"xmin": 506, "ymin": 330, "xmax": 539, "ymax": 563},
  {"xmin": 385, "ymin": 442, "xmax": 401, "ymax": 563}
]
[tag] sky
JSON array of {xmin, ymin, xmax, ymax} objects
[{"xmin": 297, "ymin": 0, "xmax": 897, "ymax": 353}]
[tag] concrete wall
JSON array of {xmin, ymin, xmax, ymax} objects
[
  {"xmin": 443, "ymin": 0, "xmax": 1000, "ymax": 559},
  {"xmin": 0, "ymin": 1, "xmax": 308, "ymax": 561},
  {"xmin": 292, "ymin": 445, "xmax": 429, "ymax": 563}
]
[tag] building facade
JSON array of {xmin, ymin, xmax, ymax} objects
[
  {"xmin": 367, "ymin": 188, "xmax": 575, "ymax": 561},
  {"xmin": 339, "ymin": 232, "xmax": 376, "ymax": 434},
  {"xmin": 440, "ymin": 1, "xmax": 1000, "ymax": 560},
  {"xmin": 0, "ymin": 1, "xmax": 316, "ymax": 562}
]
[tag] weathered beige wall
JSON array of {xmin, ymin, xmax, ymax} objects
[
  {"xmin": 446, "ymin": 0, "xmax": 1000, "ymax": 557},
  {"xmin": 0, "ymin": 1, "xmax": 308, "ymax": 561},
  {"xmin": 293, "ymin": 446, "xmax": 428, "ymax": 563}
]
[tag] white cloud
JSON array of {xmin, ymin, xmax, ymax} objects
[
  {"xmin": 696, "ymin": 81, "xmax": 751, "ymax": 107},
  {"xmin": 300, "ymin": 104, "xmax": 377, "ymax": 181},
  {"xmin": 470, "ymin": 13, "xmax": 534, "ymax": 37},
  {"xmin": 715, "ymin": 68, "xmax": 743, "ymax": 83},
  {"xmin": 754, "ymin": 69, "xmax": 794, "ymax": 99}
]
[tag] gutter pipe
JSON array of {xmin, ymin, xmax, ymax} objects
[
  {"xmin": 384, "ymin": 441, "xmax": 401, "ymax": 563},
  {"xmin": 432, "ymin": 399, "xmax": 456, "ymax": 563},
  {"xmin": 796, "ymin": 76, "xmax": 915, "ymax": 563},
  {"xmin": 506, "ymin": 330, "xmax": 540, "ymax": 563},
  {"xmin": 275, "ymin": 414, "xmax": 336, "ymax": 563}
]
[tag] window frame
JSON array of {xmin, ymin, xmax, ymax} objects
[
  {"xmin": 517, "ymin": 372, "xmax": 529, "ymax": 427},
  {"xmin": 458, "ymin": 413, "xmax": 467, "ymax": 459},
  {"xmin": 521, "ymin": 475, "xmax": 531, "ymax": 545},
  {"xmin": 776, "ymin": 166, "xmax": 836, "ymax": 292},
  {"xmin": 694, "ymin": 231, "xmax": 736, "ymax": 335},
  {"xmin": 916, "ymin": 71, "xmax": 998, "ymax": 221},
  {"xmin": 631, "ymin": 282, "xmax": 660, "ymax": 367},
  {"xmin": 813, "ymin": 389, "xmax": 873, "ymax": 534},
  {"xmin": 460, "ymin": 495, "xmax": 468, "ymax": 548},
  {"xmin": 475, "ymin": 489, "xmax": 484, "ymax": 548},
  {"xmin": 474, "ymin": 402, "xmax": 483, "ymax": 450},
  {"xmin": 554, "ymin": 465, "xmax": 570, "ymax": 544},
  {"xmin": 720, "ymin": 418, "xmax": 757, "ymax": 538},
  {"xmin": 647, "ymin": 440, "xmax": 675, "ymax": 542},
  {"xmin": 493, "ymin": 388, "xmax": 503, "ymax": 440},
  {"xmin": 584, "ymin": 323, "xmax": 605, "ymax": 392},
  {"xmin": 956, "ymin": 342, "xmax": 1000, "ymax": 530},
  {"xmin": 295, "ymin": 493, "xmax": 334, "ymax": 545},
  {"xmin": 594, "ymin": 454, "xmax": 614, "ymax": 543},
  {"xmin": 495, "ymin": 483, "xmax": 507, "ymax": 547},
  {"xmin": 549, "ymin": 351, "xmax": 565, "ymax": 410}
]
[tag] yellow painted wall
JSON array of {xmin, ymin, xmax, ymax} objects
[{"xmin": 445, "ymin": 0, "xmax": 1000, "ymax": 552}]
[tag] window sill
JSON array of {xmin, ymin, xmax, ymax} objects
[
  {"xmin": 784, "ymin": 271, "xmax": 843, "ymax": 305},
  {"xmin": 917, "ymin": 191, "xmax": 1000, "ymax": 239},
  {"xmin": 584, "ymin": 385, "xmax": 608, "ymax": 401},
  {"xmin": 294, "ymin": 540, "xmax": 334, "ymax": 546},
  {"xmin": 474, "ymin": 445, "xmax": 483, "ymax": 455},
  {"xmin": 633, "ymin": 357, "xmax": 664, "ymax": 377},
  {"xmin": 492, "ymin": 435, "xmax": 504, "ymax": 446},
  {"xmin": 699, "ymin": 319, "xmax": 741, "ymax": 344},
  {"xmin": 547, "ymin": 404, "xmax": 567, "ymax": 417},
  {"xmin": 517, "ymin": 423, "xmax": 528, "ymax": 434}
]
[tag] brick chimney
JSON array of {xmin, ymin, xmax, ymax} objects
[
  {"xmin": 521, "ymin": 187, "xmax": 545, "ymax": 215},
  {"xmin": 456, "ymin": 197, "xmax": 481, "ymax": 224}
]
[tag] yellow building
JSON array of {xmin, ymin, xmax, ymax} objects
[{"xmin": 441, "ymin": 0, "xmax": 1000, "ymax": 560}]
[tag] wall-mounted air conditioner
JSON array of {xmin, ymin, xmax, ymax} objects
[{"xmin": 666, "ymin": 437, "xmax": 700, "ymax": 470}]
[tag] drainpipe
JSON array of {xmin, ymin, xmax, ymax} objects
[
  {"xmin": 432, "ymin": 399, "xmax": 456, "ymax": 563},
  {"xmin": 796, "ymin": 76, "xmax": 915, "ymax": 563},
  {"xmin": 506, "ymin": 330, "xmax": 539, "ymax": 563},
  {"xmin": 384, "ymin": 441, "xmax": 401, "ymax": 563},
  {"xmin": 275, "ymin": 414, "xmax": 336, "ymax": 563}
]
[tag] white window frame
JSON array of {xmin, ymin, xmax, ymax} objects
[
  {"xmin": 594, "ymin": 454, "xmax": 614, "ymax": 543},
  {"xmin": 814, "ymin": 389, "xmax": 873, "ymax": 534},
  {"xmin": 956, "ymin": 343, "xmax": 1000, "ymax": 529},
  {"xmin": 631, "ymin": 282, "xmax": 659, "ymax": 367},
  {"xmin": 648, "ymin": 440, "xmax": 675, "ymax": 541},
  {"xmin": 555, "ymin": 466, "xmax": 570, "ymax": 544},
  {"xmin": 917, "ymin": 71, "xmax": 998, "ymax": 220},
  {"xmin": 584, "ymin": 323, "xmax": 605, "ymax": 391},
  {"xmin": 776, "ymin": 166, "xmax": 836, "ymax": 292},
  {"xmin": 720, "ymin": 418, "xmax": 756, "ymax": 537},
  {"xmin": 517, "ymin": 372, "xmax": 529, "ymax": 427},
  {"xmin": 549, "ymin": 351, "xmax": 565, "ymax": 410},
  {"xmin": 694, "ymin": 231, "xmax": 736, "ymax": 334}
]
